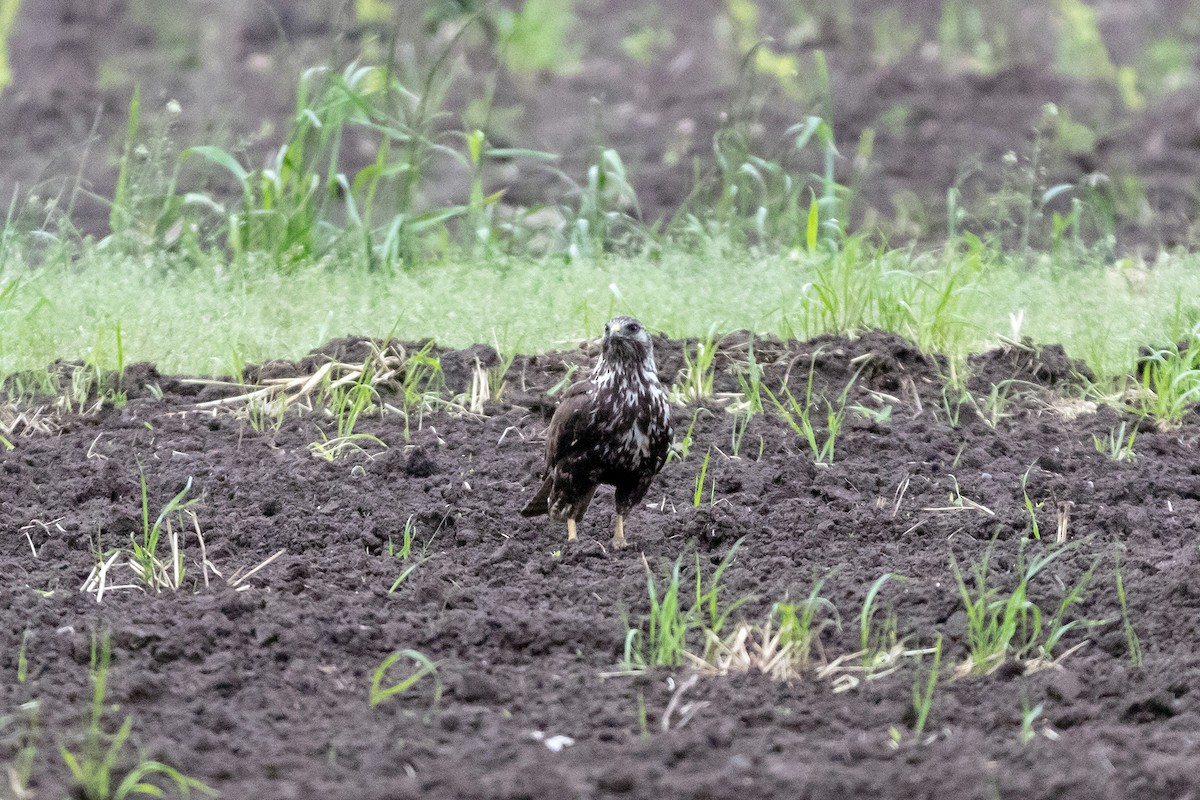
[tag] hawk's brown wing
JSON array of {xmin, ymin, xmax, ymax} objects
[{"xmin": 520, "ymin": 380, "xmax": 597, "ymax": 518}]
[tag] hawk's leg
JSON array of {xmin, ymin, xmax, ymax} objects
[
  {"xmin": 567, "ymin": 518, "xmax": 577, "ymax": 542},
  {"xmin": 612, "ymin": 514, "xmax": 626, "ymax": 549}
]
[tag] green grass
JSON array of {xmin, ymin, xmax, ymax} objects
[
  {"xmin": 7, "ymin": 247, "xmax": 1200, "ymax": 388},
  {"xmin": 911, "ymin": 633, "xmax": 943, "ymax": 740},
  {"xmin": 951, "ymin": 539, "xmax": 1100, "ymax": 675},
  {"xmin": 622, "ymin": 544, "xmax": 750, "ymax": 671},
  {"xmin": 1093, "ymin": 420, "xmax": 1138, "ymax": 462},
  {"xmin": 130, "ymin": 468, "xmax": 197, "ymax": 592},
  {"xmin": 764, "ymin": 350, "xmax": 859, "ymax": 463},
  {"xmin": 1114, "ymin": 553, "xmax": 1144, "ymax": 667},
  {"xmin": 60, "ymin": 634, "xmax": 215, "ymax": 799},
  {"xmin": 369, "ymin": 649, "xmax": 441, "ymax": 707}
]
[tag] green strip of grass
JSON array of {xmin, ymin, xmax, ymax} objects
[{"xmin": 3, "ymin": 245, "xmax": 1198, "ymax": 384}]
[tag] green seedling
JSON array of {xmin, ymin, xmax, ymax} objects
[
  {"xmin": 729, "ymin": 411, "xmax": 749, "ymax": 457},
  {"xmin": 625, "ymin": 555, "xmax": 689, "ymax": 669},
  {"xmin": 1020, "ymin": 466, "xmax": 1043, "ymax": 539},
  {"xmin": 388, "ymin": 516, "xmax": 419, "ymax": 560},
  {"xmin": 546, "ymin": 363, "xmax": 579, "ymax": 397},
  {"xmin": 1039, "ymin": 558, "xmax": 1102, "ymax": 658},
  {"xmin": 669, "ymin": 410, "xmax": 702, "ymax": 462},
  {"xmin": 940, "ymin": 385, "xmax": 968, "ymax": 428},
  {"xmin": 764, "ymin": 354, "xmax": 858, "ymax": 463},
  {"xmin": 386, "ymin": 516, "xmax": 434, "ymax": 592},
  {"xmin": 60, "ymin": 633, "xmax": 215, "ymax": 800},
  {"xmin": 694, "ymin": 540, "xmax": 750, "ymax": 638},
  {"xmin": 1093, "ymin": 421, "xmax": 1137, "ymax": 461},
  {"xmin": 623, "ymin": 543, "xmax": 750, "ymax": 671},
  {"xmin": 130, "ymin": 467, "xmax": 197, "ymax": 593},
  {"xmin": 1019, "ymin": 695, "xmax": 1044, "ymax": 744},
  {"xmin": 851, "ymin": 403, "xmax": 893, "ymax": 424},
  {"xmin": 636, "ymin": 691, "xmax": 650, "ymax": 742},
  {"xmin": 772, "ymin": 575, "xmax": 841, "ymax": 671},
  {"xmin": 4, "ymin": 631, "xmax": 39, "ymax": 797},
  {"xmin": 911, "ymin": 633, "xmax": 943, "ymax": 739},
  {"xmin": 1114, "ymin": 553, "xmax": 1143, "ymax": 667},
  {"xmin": 951, "ymin": 538, "xmax": 1096, "ymax": 674},
  {"xmin": 860, "ymin": 573, "xmax": 902, "ymax": 672},
  {"xmin": 369, "ymin": 649, "xmax": 441, "ymax": 707},
  {"xmin": 1136, "ymin": 335, "xmax": 1200, "ymax": 427},
  {"xmin": 977, "ymin": 379, "xmax": 1026, "ymax": 429},
  {"xmin": 309, "ymin": 370, "xmax": 385, "ymax": 461},
  {"xmin": 734, "ymin": 336, "xmax": 764, "ymax": 416},
  {"xmin": 673, "ymin": 324, "xmax": 719, "ymax": 403},
  {"xmin": 691, "ymin": 448, "xmax": 712, "ymax": 507}
]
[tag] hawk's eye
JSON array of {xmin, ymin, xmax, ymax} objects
[
  {"xmin": 628, "ymin": 322, "xmax": 641, "ymax": 334},
  {"xmin": 604, "ymin": 323, "xmax": 611, "ymax": 335}
]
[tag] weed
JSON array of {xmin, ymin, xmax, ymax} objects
[
  {"xmin": 60, "ymin": 633, "xmax": 214, "ymax": 799},
  {"xmin": 369, "ymin": 649, "xmax": 441, "ymax": 708},
  {"xmin": 860, "ymin": 573, "xmax": 902, "ymax": 672},
  {"xmin": 1135, "ymin": 334, "xmax": 1200, "ymax": 427},
  {"xmin": 129, "ymin": 468, "xmax": 197, "ymax": 592},
  {"xmin": 672, "ymin": 324, "xmax": 719, "ymax": 404},
  {"xmin": 765, "ymin": 354, "xmax": 858, "ymax": 463},
  {"xmin": 309, "ymin": 368, "xmax": 385, "ymax": 460},
  {"xmin": 1093, "ymin": 421, "xmax": 1137, "ymax": 462},
  {"xmin": 1114, "ymin": 553, "xmax": 1144, "ymax": 667},
  {"xmin": 1019, "ymin": 694, "xmax": 1044, "ymax": 744},
  {"xmin": 911, "ymin": 633, "xmax": 943, "ymax": 739},
  {"xmin": 951, "ymin": 538, "xmax": 1097, "ymax": 675},
  {"xmin": 691, "ymin": 448, "xmax": 712, "ymax": 507}
]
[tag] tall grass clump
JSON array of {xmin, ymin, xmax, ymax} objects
[
  {"xmin": 1135, "ymin": 331, "xmax": 1200, "ymax": 427},
  {"xmin": 951, "ymin": 539, "xmax": 1100, "ymax": 675},
  {"xmin": 622, "ymin": 544, "xmax": 750, "ymax": 671}
]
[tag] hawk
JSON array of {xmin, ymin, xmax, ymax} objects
[{"xmin": 521, "ymin": 316, "xmax": 673, "ymax": 549}]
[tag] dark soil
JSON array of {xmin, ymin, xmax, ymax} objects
[
  {"xmin": 2, "ymin": 331, "xmax": 1198, "ymax": 799},
  {"xmin": 3, "ymin": 0, "xmax": 1200, "ymax": 248}
]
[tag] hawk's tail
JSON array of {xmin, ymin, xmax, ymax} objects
[{"xmin": 520, "ymin": 477, "xmax": 553, "ymax": 517}]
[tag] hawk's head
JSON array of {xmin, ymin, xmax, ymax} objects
[{"xmin": 601, "ymin": 316, "xmax": 655, "ymax": 371}]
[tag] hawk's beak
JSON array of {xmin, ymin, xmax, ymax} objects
[{"xmin": 607, "ymin": 320, "xmax": 627, "ymax": 338}]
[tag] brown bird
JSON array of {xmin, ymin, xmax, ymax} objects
[{"xmin": 521, "ymin": 316, "xmax": 673, "ymax": 549}]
